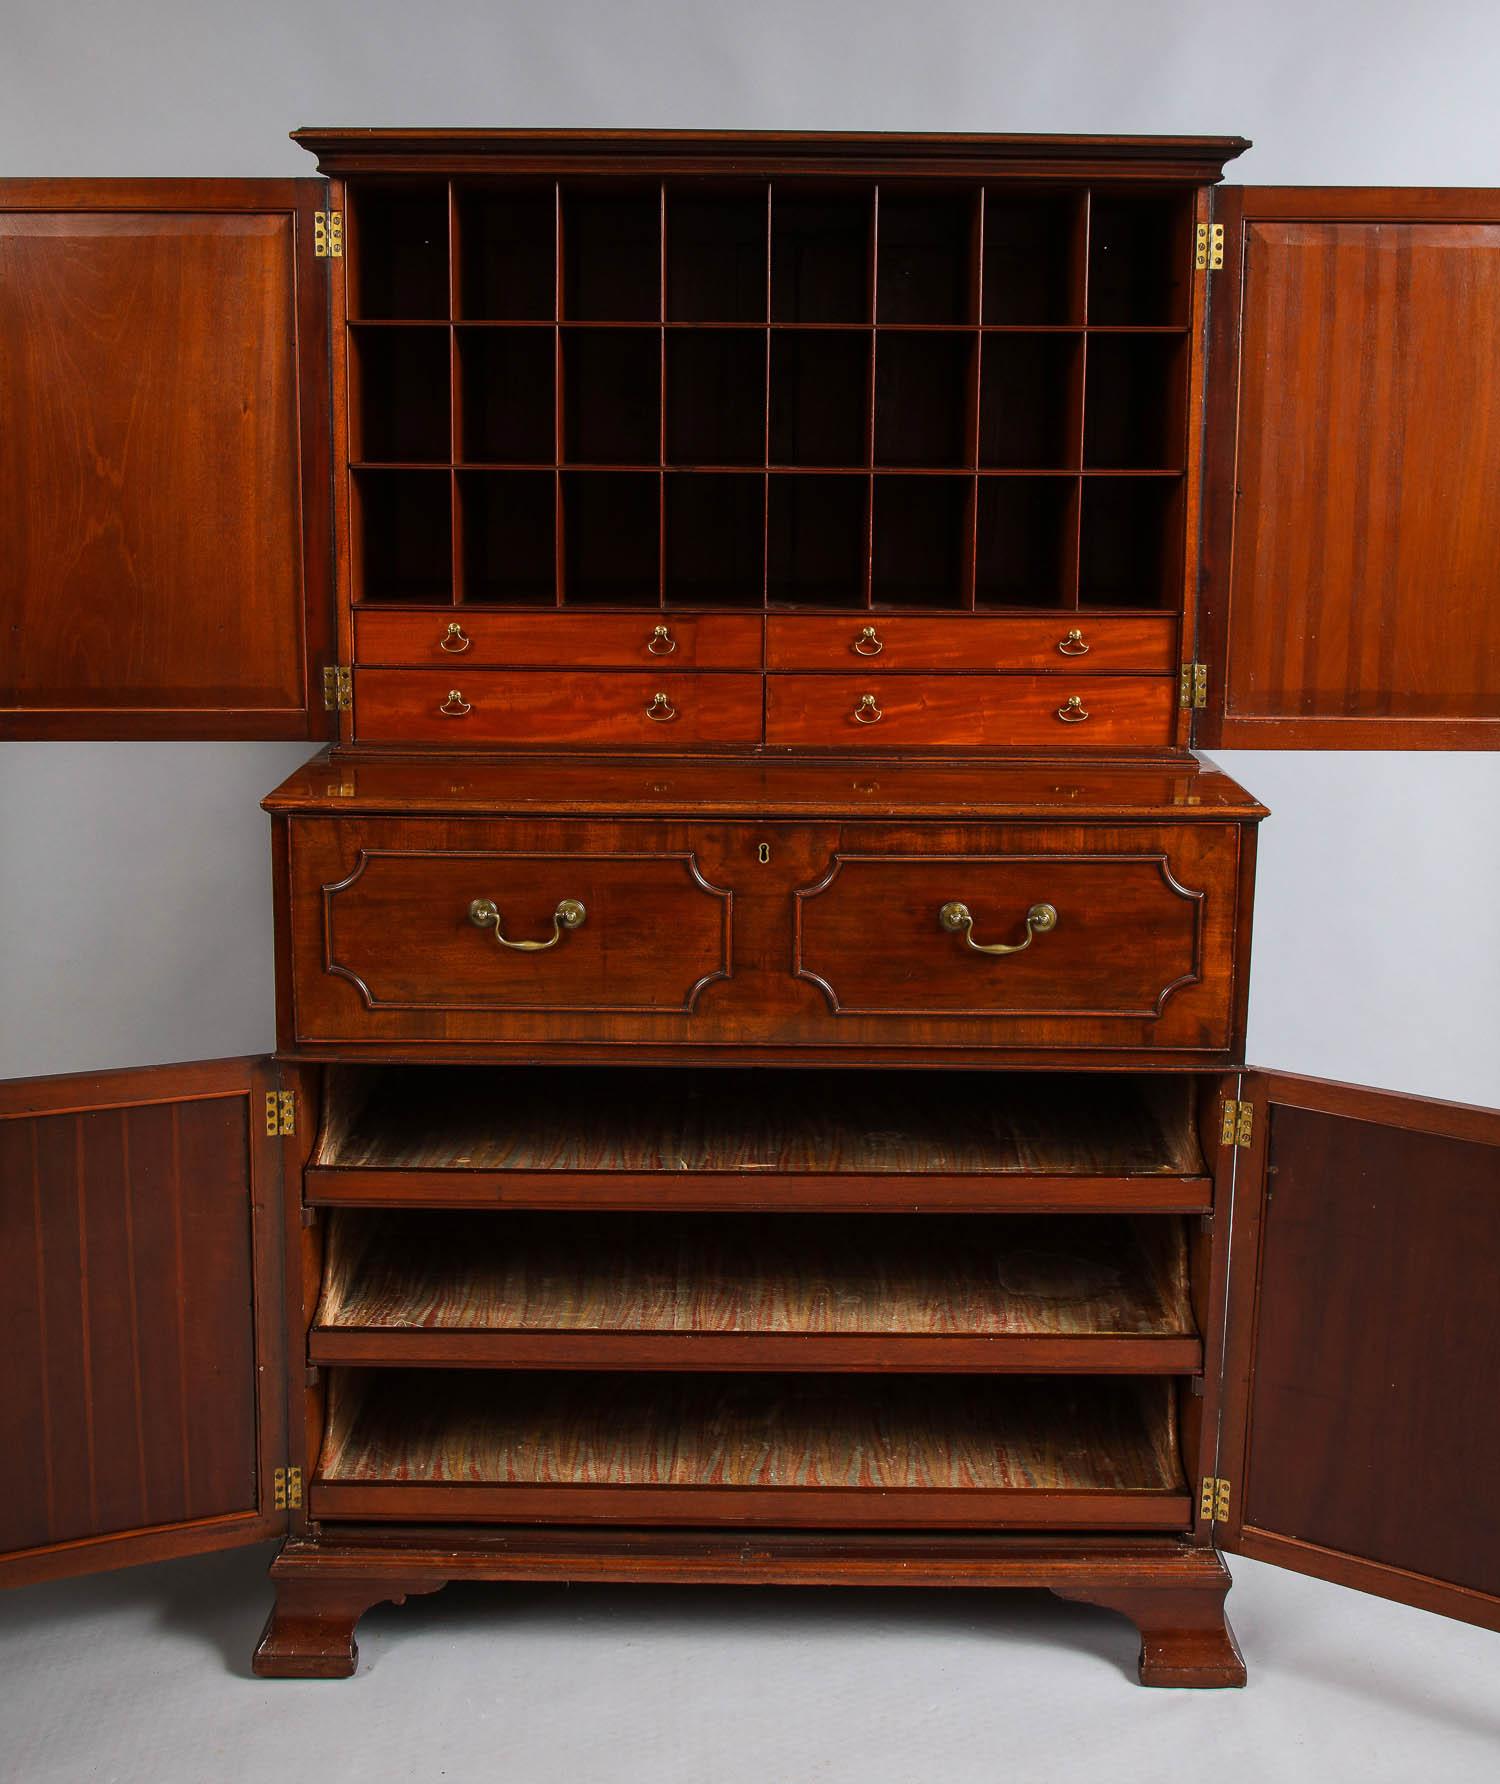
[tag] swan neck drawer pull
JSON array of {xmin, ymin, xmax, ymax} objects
[
  {"xmin": 647, "ymin": 624, "xmax": 678, "ymax": 655},
  {"xmin": 1056, "ymin": 694, "xmax": 1090, "ymax": 722},
  {"xmin": 852, "ymin": 625, "xmax": 884, "ymax": 656},
  {"xmin": 646, "ymin": 691, "xmax": 677, "ymax": 721},
  {"xmin": 853, "ymin": 693, "xmax": 883, "ymax": 724},
  {"xmin": 939, "ymin": 900, "xmax": 1058, "ymax": 956},
  {"xmin": 440, "ymin": 622, "xmax": 471, "ymax": 654},
  {"xmin": 439, "ymin": 689, "xmax": 472, "ymax": 716},
  {"xmin": 1057, "ymin": 628, "xmax": 1089, "ymax": 656},
  {"xmin": 468, "ymin": 897, "xmax": 587, "ymax": 953}
]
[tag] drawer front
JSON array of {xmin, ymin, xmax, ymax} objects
[
  {"xmin": 354, "ymin": 670, "xmax": 764, "ymax": 746},
  {"xmin": 766, "ymin": 674, "xmax": 1175, "ymax": 747},
  {"xmin": 793, "ymin": 828, "xmax": 1238, "ymax": 1044},
  {"xmin": 285, "ymin": 817, "xmax": 1244, "ymax": 1059},
  {"xmin": 767, "ymin": 615, "xmax": 1176, "ymax": 673},
  {"xmin": 355, "ymin": 612, "xmax": 763, "ymax": 671},
  {"xmin": 292, "ymin": 819, "xmax": 733, "ymax": 1038}
]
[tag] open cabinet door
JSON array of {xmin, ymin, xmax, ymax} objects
[
  {"xmin": 0, "ymin": 1059, "xmax": 289, "ymax": 1587},
  {"xmin": 1197, "ymin": 189, "xmax": 1500, "ymax": 747},
  {"xmin": 0, "ymin": 180, "xmax": 334, "ymax": 738},
  {"xmin": 1217, "ymin": 1072, "xmax": 1500, "ymax": 1632}
]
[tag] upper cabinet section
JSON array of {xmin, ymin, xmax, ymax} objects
[
  {"xmin": 0, "ymin": 181, "xmax": 335, "ymax": 740},
  {"xmin": 1199, "ymin": 188, "xmax": 1500, "ymax": 748},
  {"xmin": 303, "ymin": 132, "xmax": 1243, "ymax": 627}
]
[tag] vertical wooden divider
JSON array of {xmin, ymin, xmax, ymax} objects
[
  {"xmin": 962, "ymin": 185, "xmax": 984, "ymax": 609},
  {"xmin": 862, "ymin": 187, "xmax": 879, "ymax": 609},
  {"xmin": 552, "ymin": 181, "xmax": 566, "ymax": 606},
  {"xmin": 656, "ymin": 182, "xmax": 667, "ymax": 609},
  {"xmin": 447, "ymin": 180, "xmax": 463, "ymax": 607},
  {"xmin": 1066, "ymin": 188, "xmax": 1093, "ymax": 611}
]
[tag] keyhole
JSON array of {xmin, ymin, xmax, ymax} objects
[{"xmin": 757, "ymin": 842, "xmax": 771, "ymax": 865}]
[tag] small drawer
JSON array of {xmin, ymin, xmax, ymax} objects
[
  {"xmin": 766, "ymin": 615, "xmax": 1176, "ymax": 673},
  {"xmin": 354, "ymin": 669, "xmax": 764, "ymax": 746},
  {"xmin": 292, "ymin": 818, "xmax": 733, "ymax": 1038},
  {"xmin": 355, "ymin": 611, "xmax": 763, "ymax": 671},
  {"xmin": 766, "ymin": 674, "xmax": 1175, "ymax": 747}
]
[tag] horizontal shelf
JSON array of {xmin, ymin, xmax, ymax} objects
[
  {"xmin": 307, "ymin": 1067, "xmax": 1209, "ymax": 1212},
  {"xmin": 311, "ymin": 1211, "xmax": 1200, "ymax": 1374},
  {"xmin": 313, "ymin": 1371, "xmax": 1190, "ymax": 1528}
]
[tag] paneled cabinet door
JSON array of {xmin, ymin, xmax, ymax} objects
[
  {"xmin": 1198, "ymin": 188, "xmax": 1500, "ymax": 748},
  {"xmin": 0, "ymin": 1059, "xmax": 289, "ymax": 1588},
  {"xmin": 0, "ymin": 180, "xmax": 334, "ymax": 738},
  {"xmin": 1216, "ymin": 1072, "xmax": 1500, "ymax": 1633}
]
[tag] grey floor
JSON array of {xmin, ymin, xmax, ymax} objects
[{"xmin": 1, "ymin": 1545, "xmax": 1496, "ymax": 1782}]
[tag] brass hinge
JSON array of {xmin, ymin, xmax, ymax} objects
[
  {"xmin": 1195, "ymin": 221, "xmax": 1225, "ymax": 272},
  {"xmin": 313, "ymin": 209, "xmax": 343, "ymax": 259},
  {"xmin": 1219, "ymin": 1098, "xmax": 1254, "ymax": 1148},
  {"xmin": 273, "ymin": 1464, "xmax": 303, "ymax": 1511},
  {"xmin": 264, "ymin": 1089, "xmax": 297, "ymax": 1137},
  {"xmin": 1199, "ymin": 1475, "xmax": 1232, "ymax": 1522},
  {"xmin": 322, "ymin": 665, "xmax": 352, "ymax": 711},
  {"xmin": 1179, "ymin": 661, "xmax": 1208, "ymax": 709}
]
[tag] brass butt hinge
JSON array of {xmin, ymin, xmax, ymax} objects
[
  {"xmin": 1195, "ymin": 221, "xmax": 1225, "ymax": 272},
  {"xmin": 313, "ymin": 209, "xmax": 343, "ymax": 259},
  {"xmin": 322, "ymin": 665, "xmax": 352, "ymax": 711},
  {"xmin": 264, "ymin": 1090, "xmax": 297, "ymax": 1137},
  {"xmin": 1179, "ymin": 661, "xmax": 1208, "ymax": 709},
  {"xmin": 1219, "ymin": 1099, "xmax": 1254, "ymax": 1148},
  {"xmin": 273, "ymin": 1465, "xmax": 303, "ymax": 1511},
  {"xmin": 1199, "ymin": 1475, "xmax": 1232, "ymax": 1522}
]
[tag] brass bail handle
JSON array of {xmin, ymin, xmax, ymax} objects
[
  {"xmin": 1056, "ymin": 694, "xmax": 1089, "ymax": 723},
  {"xmin": 469, "ymin": 897, "xmax": 587, "ymax": 953},
  {"xmin": 439, "ymin": 689, "xmax": 472, "ymax": 716},
  {"xmin": 647, "ymin": 624, "xmax": 677, "ymax": 655},
  {"xmin": 440, "ymin": 621, "xmax": 472, "ymax": 654},
  {"xmin": 646, "ymin": 691, "xmax": 677, "ymax": 721},
  {"xmin": 852, "ymin": 625, "xmax": 884, "ymax": 656},
  {"xmin": 939, "ymin": 900, "xmax": 1058, "ymax": 956},
  {"xmin": 853, "ymin": 693, "xmax": 883, "ymax": 724},
  {"xmin": 1057, "ymin": 628, "xmax": 1089, "ymax": 656}
]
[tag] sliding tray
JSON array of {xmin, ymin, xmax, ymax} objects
[
  {"xmin": 310, "ymin": 1210, "xmax": 1201, "ymax": 1374},
  {"xmin": 305, "ymin": 1067, "xmax": 1212, "ymax": 1213},
  {"xmin": 312, "ymin": 1371, "xmax": 1192, "ymax": 1530}
]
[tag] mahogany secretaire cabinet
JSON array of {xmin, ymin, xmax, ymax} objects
[{"xmin": 2, "ymin": 131, "xmax": 1498, "ymax": 1688}]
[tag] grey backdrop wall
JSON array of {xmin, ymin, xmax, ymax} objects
[{"xmin": 3, "ymin": 0, "xmax": 1498, "ymax": 1101}]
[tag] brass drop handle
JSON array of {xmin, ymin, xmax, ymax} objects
[
  {"xmin": 1057, "ymin": 628, "xmax": 1089, "ymax": 656},
  {"xmin": 647, "ymin": 624, "xmax": 677, "ymax": 656},
  {"xmin": 852, "ymin": 625, "xmax": 884, "ymax": 657},
  {"xmin": 939, "ymin": 900, "xmax": 1058, "ymax": 955},
  {"xmin": 1056, "ymin": 695, "xmax": 1090, "ymax": 723},
  {"xmin": 439, "ymin": 689, "xmax": 472, "ymax": 716},
  {"xmin": 646, "ymin": 691, "xmax": 677, "ymax": 722},
  {"xmin": 469, "ymin": 897, "xmax": 586, "ymax": 952},
  {"xmin": 853, "ymin": 693, "xmax": 883, "ymax": 724},
  {"xmin": 440, "ymin": 622, "xmax": 472, "ymax": 654}
]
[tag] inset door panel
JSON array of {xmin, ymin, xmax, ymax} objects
[
  {"xmin": 0, "ymin": 1059, "xmax": 286, "ymax": 1587},
  {"xmin": 0, "ymin": 182, "xmax": 332, "ymax": 738},
  {"xmin": 289, "ymin": 819, "xmax": 734, "ymax": 1043},
  {"xmin": 1219, "ymin": 1075, "xmax": 1500, "ymax": 1631},
  {"xmin": 1200, "ymin": 189, "xmax": 1500, "ymax": 747},
  {"xmin": 793, "ymin": 826, "xmax": 1240, "ymax": 1050}
]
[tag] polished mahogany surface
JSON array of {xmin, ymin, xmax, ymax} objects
[
  {"xmin": 1199, "ymin": 188, "xmax": 1500, "ymax": 747},
  {"xmin": 0, "ymin": 1060, "xmax": 287, "ymax": 1587},
  {"xmin": 1220, "ymin": 1074, "xmax": 1500, "ymax": 1633},
  {"xmin": 263, "ymin": 749, "xmax": 1267, "ymax": 819},
  {"xmin": 0, "ymin": 181, "xmax": 333, "ymax": 739}
]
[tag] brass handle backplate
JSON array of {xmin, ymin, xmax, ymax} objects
[
  {"xmin": 647, "ymin": 624, "xmax": 677, "ymax": 656},
  {"xmin": 1057, "ymin": 628, "xmax": 1089, "ymax": 656},
  {"xmin": 939, "ymin": 900, "xmax": 1058, "ymax": 956},
  {"xmin": 853, "ymin": 693, "xmax": 883, "ymax": 724},
  {"xmin": 1056, "ymin": 694, "xmax": 1090, "ymax": 723},
  {"xmin": 469, "ymin": 897, "xmax": 586, "ymax": 953},
  {"xmin": 440, "ymin": 689, "xmax": 472, "ymax": 716},
  {"xmin": 852, "ymin": 625, "xmax": 884, "ymax": 657},
  {"xmin": 646, "ymin": 691, "xmax": 677, "ymax": 721},
  {"xmin": 440, "ymin": 622, "xmax": 471, "ymax": 654}
]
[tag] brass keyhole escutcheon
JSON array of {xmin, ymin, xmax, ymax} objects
[{"xmin": 757, "ymin": 842, "xmax": 771, "ymax": 865}]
